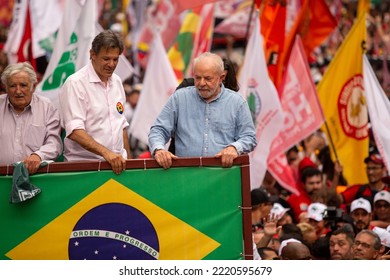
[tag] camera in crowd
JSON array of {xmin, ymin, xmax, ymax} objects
[{"xmin": 323, "ymin": 206, "xmax": 346, "ymax": 231}]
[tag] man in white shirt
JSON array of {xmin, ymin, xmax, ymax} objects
[{"xmin": 60, "ymin": 30, "xmax": 130, "ymax": 174}]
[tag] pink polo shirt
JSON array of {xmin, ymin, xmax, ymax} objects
[
  {"xmin": 0, "ymin": 94, "xmax": 62, "ymax": 165},
  {"xmin": 60, "ymin": 62, "xmax": 129, "ymax": 161}
]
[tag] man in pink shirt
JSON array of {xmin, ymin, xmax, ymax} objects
[
  {"xmin": 60, "ymin": 30, "xmax": 130, "ymax": 174},
  {"xmin": 0, "ymin": 62, "xmax": 62, "ymax": 174}
]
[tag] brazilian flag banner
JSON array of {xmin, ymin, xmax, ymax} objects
[{"xmin": 0, "ymin": 157, "xmax": 251, "ymax": 260}]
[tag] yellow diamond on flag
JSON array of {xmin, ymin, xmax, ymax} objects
[{"xmin": 7, "ymin": 179, "xmax": 220, "ymax": 260}]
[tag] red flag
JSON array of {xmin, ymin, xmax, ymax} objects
[
  {"xmin": 268, "ymin": 36, "xmax": 325, "ymax": 194},
  {"xmin": 17, "ymin": 4, "xmax": 36, "ymax": 70},
  {"xmin": 268, "ymin": 153, "xmax": 299, "ymax": 195},
  {"xmin": 4, "ymin": 0, "xmax": 36, "ymax": 70},
  {"xmin": 279, "ymin": 0, "xmax": 337, "ymax": 90},
  {"xmin": 171, "ymin": 0, "xmax": 218, "ymax": 13},
  {"xmin": 259, "ymin": 1, "xmax": 286, "ymax": 89}
]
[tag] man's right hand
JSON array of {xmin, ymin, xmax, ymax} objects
[
  {"xmin": 103, "ymin": 150, "xmax": 126, "ymax": 175},
  {"xmin": 154, "ymin": 149, "xmax": 178, "ymax": 169}
]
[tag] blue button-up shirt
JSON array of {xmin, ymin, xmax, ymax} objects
[{"xmin": 148, "ymin": 85, "xmax": 257, "ymax": 157}]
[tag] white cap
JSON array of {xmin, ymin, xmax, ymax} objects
[
  {"xmin": 307, "ymin": 202, "xmax": 327, "ymax": 222},
  {"xmin": 372, "ymin": 226, "xmax": 390, "ymax": 248},
  {"xmin": 270, "ymin": 203, "xmax": 290, "ymax": 220},
  {"xmin": 374, "ymin": 191, "xmax": 390, "ymax": 204},
  {"xmin": 278, "ymin": 238, "xmax": 302, "ymax": 256},
  {"xmin": 351, "ymin": 198, "xmax": 372, "ymax": 213}
]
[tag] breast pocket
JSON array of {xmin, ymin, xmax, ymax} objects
[
  {"xmin": 213, "ymin": 122, "xmax": 235, "ymax": 145},
  {"xmin": 25, "ymin": 125, "xmax": 46, "ymax": 151}
]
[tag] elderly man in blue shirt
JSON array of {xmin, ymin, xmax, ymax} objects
[{"xmin": 149, "ymin": 52, "xmax": 257, "ymax": 169}]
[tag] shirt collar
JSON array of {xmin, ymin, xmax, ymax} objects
[
  {"xmin": 7, "ymin": 94, "xmax": 35, "ymax": 114},
  {"xmin": 87, "ymin": 61, "xmax": 112, "ymax": 85}
]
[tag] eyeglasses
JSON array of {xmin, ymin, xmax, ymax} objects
[{"xmin": 353, "ymin": 241, "xmax": 372, "ymax": 249}]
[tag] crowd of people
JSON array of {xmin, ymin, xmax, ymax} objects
[
  {"xmin": 1, "ymin": 0, "xmax": 390, "ymax": 260},
  {"xmin": 251, "ymin": 138, "xmax": 390, "ymax": 260}
]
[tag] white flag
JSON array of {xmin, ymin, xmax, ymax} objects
[
  {"xmin": 238, "ymin": 15, "xmax": 284, "ymax": 190},
  {"xmin": 3, "ymin": 0, "xmax": 28, "ymax": 64},
  {"xmin": 30, "ymin": 0, "xmax": 63, "ymax": 58},
  {"xmin": 36, "ymin": 0, "xmax": 133, "ymax": 109},
  {"xmin": 363, "ymin": 55, "xmax": 390, "ymax": 170},
  {"xmin": 36, "ymin": 0, "xmax": 97, "ymax": 108},
  {"xmin": 129, "ymin": 31, "xmax": 178, "ymax": 145}
]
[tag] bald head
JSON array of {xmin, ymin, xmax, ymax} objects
[{"xmin": 281, "ymin": 242, "xmax": 312, "ymax": 260}]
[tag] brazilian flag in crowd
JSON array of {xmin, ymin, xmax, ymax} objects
[{"xmin": 0, "ymin": 166, "xmax": 245, "ymax": 260}]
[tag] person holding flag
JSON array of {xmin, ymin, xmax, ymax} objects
[
  {"xmin": 60, "ymin": 30, "xmax": 131, "ymax": 175},
  {"xmin": 148, "ymin": 52, "xmax": 257, "ymax": 169}
]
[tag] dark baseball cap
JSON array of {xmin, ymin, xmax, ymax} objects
[{"xmin": 251, "ymin": 189, "xmax": 270, "ymax": 206}]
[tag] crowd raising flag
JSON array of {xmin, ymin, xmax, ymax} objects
[
  {"xmin": 129, "ymin": 31, "xmax": 178, "ymax": 146},
  {"xmin": 268, "ymin": 36, "xmax": 325, "ymax": 195},
  {"xmin": 238, "ymin": 12, "xmax": 284, "ymax": 190},
  {"xmin": 363, "ymin": 55, "xmax": 390, "ymax": 170},
  {"xmin": 317, "ymin": 14, "xmax": 368, "ymax": 185}
]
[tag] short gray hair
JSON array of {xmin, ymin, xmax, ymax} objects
[
  {"xmin": 1, "ymin": 62, "xmax": 37, "ymax": 89},
  {"xmin": 193, "ymin": 52, "xmax": 224, "ymax": 75},
  {"xmin": 356, "ymin": 230, "xmax": 382, "ymax": 250}
]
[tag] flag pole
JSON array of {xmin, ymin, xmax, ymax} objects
[
  {"xmin": 323, "ymin": 120, "xmax": 339, "ymax": 162},
  {"xmin": 244, "ymin": 0, "xmax": 257, "ymax": 51}
]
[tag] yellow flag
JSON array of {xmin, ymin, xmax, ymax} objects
[
  {"xmin": 317, "ymin": 14, "xmax": 368, "ymax": 185},
  {"xmin": 357, "ymin": 0, "xmax": 370, "ymax": 17}
]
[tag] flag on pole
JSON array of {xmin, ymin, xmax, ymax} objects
[
  {"xmin": 136, "ymin": 0, "xmax": 182, "ymax": 68},
  {"xmin": 239, "ymin": 13, "xmax": 284, "ymax": 190},
  {"xmin": 185, "ymin": 3, "xmax": 215, "ymax": 77},
  {"xmin": 259, "ymin": 1, "xmax": 286, "ymax": 89},
  {"xmin": 129, "ymin": 31, "xmax": 178, "ymax": 145},
  {"xmin": 267, "ymin": 36, "xmax": 325, "ymax": 195},
  {"xmin": 167, "ymin": 7, "xmax": 204, "ymax": 81},
  {"xmin": 357, "ymin": 0, "xmax": 370, "ymax": 17},
  {"xmin": 363, "ymin": 55, "xmax": 390, "ymax": 171},
  {"xmin": 36, "ymin": 0, "xmax": 97, "ymax": 108},
  {"xmin": 317, "ymin": 14, "xmax": 368, "ymax": 185},
  {"xmin": 30, "ymin": 0, "xmax": 63, "ymax": 59},
  {"xmin": 280, "ymin": 0, "xmax": 337, "ymax": 89},
  {"xmin": 214, "ymin": 1, "xmax": 255, "ymax": 38},
  {"xmin": 270, "ymin": 36, "xmax": 325, "ymax": 159},
  {"xmin": 36, "ymin": 0, "xmax": 133, "ymax": 109},
  {"xmin": 3, "ymin": 0, "xmax": 35, "ymax": 68}
]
